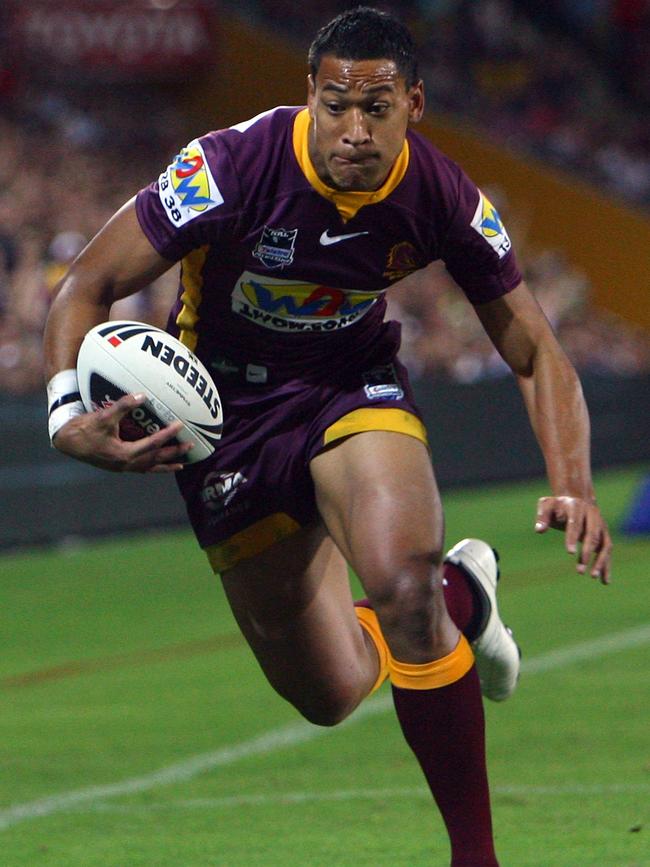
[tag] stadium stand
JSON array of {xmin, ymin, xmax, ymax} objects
[
  {"xmin": 243, "ymin": 0, "xmax": 650, "ymax": 209},
  {"xmin": 0, "ymin": 96, "xmax": 181, "ymax": 394},
  {"xmin": 0, "ymin": 0, "xmax": 648, "ymax": 396},
  {"xmin": 0, "ymin": 0, "xmax": 648, "ymax": 547},
  {"xmin": 1, "ymin": 98, "xmax": 648, "ymax": 394}
]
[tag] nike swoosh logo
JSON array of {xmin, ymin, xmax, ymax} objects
[{"xmin": 319, "ymin": 230, "xmax": 369, "ymax": 246}]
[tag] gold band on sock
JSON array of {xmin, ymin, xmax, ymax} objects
[
  {"xmin": 355, "ymin": 606, "xmax": 390, "ymax": 694},
  {"xmin": 389, "ymin": 634, "xmax": 475, "ymax": 690}
]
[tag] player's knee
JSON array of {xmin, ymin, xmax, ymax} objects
[
  {"xmin": 282, "ymin": 684, "xmax": 362, "ymax": 727},
  {"xmin": 298, "ymin": 702, "xmax": 350, "ymax": 727},
  {"xmin": 367, "ymin": 555, "xmax": 446, "ymax": 654}
]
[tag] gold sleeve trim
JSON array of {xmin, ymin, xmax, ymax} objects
[{"xmin": 176, "ymin": 245, "xmax": 209, "ymax": 351}]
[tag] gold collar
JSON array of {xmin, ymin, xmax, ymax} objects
[{"xmin": 292, "ymin": 108, "xmax": 409, "ymax": 222}]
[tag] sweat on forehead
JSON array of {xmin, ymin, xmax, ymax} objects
[{"xmin": 317, "ymin": 57, "xmax": 405, "ymax": 90}]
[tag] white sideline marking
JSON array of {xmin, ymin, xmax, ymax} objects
[
  {"xmin": 2, "ymin": 623, "xmax": 649, "ymax": 831},
  {"xmin": 0, "ymin": 699, "xmax": 389, "ymax": 831},
  {"xmin": 78, "ymin": 782, "xmax": 650, "ymax": 815},
  {"xmin": 521, "ymin": 622, "xmax": 650, "ymax": 673}
]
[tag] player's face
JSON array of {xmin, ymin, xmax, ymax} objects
[{"xmin": 307, "ymin": 56, "xmax": 424, "ymax": 192}]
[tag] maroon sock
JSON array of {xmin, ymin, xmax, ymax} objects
[
  {"xmin": 392, "ymin": 667, "xmax": 498, "ymax": 867},
  {"xmin": 442, "ymin": 561, "xmax": 482, "ymax": 640},
  {"xmin": 355, "ymin": 592, "xmax": 496, "ymax": 862}
]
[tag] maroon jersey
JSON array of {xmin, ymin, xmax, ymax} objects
[{"xmin": 135, "ymin": 106, "xmax": 521, "ymax": 382}]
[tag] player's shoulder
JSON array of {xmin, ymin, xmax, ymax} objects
[
  {"xmin": 403, "ymin": 127, "xmax": 472, "ymax": 222},
  {"xmin": 194, "ymin": 106, "xmax": 303, "ymax": 195},
  {"xmin": 227, "ymin": 105, "xmax": 303, "ymax": 137},
  {"xmin": 203, "ymin": 106, "xmax": 302, "ymax": 157},
  {"xmin": 142, "ymin": 107, "xmax": 302, "ymax": 240},
  {"xmin": 406, "ymin": 126, "xmax": 464, "ymax": 186}
]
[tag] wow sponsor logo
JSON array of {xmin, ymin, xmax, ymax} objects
[
  {"xmin": 470, "ymin": 190, "xmax": 512, "ymax": 258},
  {"xmin": 158, "ymin": 139, "xmax": 224, "ymax": 227},
  {"xmin": 231, "ymin": 270, "xmax": 381, "ymax": 332}
]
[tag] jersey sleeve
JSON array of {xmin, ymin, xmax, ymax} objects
[
  {"xmin": 135, "ymin": 132, "xmax": 241, "ymax": 262},
  {"xmin": 440, "ymin": 169, "xmax": 522, "ymax": 305}
]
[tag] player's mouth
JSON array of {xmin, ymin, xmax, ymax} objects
[
  {"xmin": 332, "ymin": 153, "xmax": 378, "ymax": 166},
  {"xmin": 327, "ymin": 152, "xmax": 385, "ymax": 191}
]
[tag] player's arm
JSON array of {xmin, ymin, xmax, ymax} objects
[
  {"xmin": 474, "ymin": 280, "xmax": 613, "ymax": 583},
  {"xmin": 43, "ymin": 198, "xmax": 192, "ymax": 473}
]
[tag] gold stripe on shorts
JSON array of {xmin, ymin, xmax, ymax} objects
[
  {"xmin": 206, "ymin": 512, "xmax": 300, "ymax": 573},
  {"xmin": 323, "ymin": 408, "xmax": 428, "ymax": 447}
]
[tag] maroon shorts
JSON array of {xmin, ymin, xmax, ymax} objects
[{"xmin": 176, "ymin": 355, "xmax": 427, "ymax": 572}]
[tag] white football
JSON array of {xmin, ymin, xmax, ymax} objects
[{"xmin": 77, "ymin": 320, "xmax": 223, "ymax": 464}]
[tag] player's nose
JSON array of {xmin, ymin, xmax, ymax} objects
[{"xmin": 342, "ymin": 107, "xmax": 371, "ymax": 146}]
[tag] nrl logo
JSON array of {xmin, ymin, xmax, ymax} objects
[{"xmin": 253, "ymin": 225, "xmax": 298, "ymax": 269}]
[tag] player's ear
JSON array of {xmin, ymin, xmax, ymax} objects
[
  {"xmin": 408, "ymin": 79, "xmax": 425, "ymax": 123},
  {"xmin": 307, "ymin": 73, "xmax": 316, "ymax": 117}
]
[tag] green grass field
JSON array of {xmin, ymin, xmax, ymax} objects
[{"xmin": 1, "ymin": 465, "xmax": 649, "ymax": 866}]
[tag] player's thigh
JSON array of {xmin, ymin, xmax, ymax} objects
[
  {"xmin": 310, "ymin": 430, "xmax": 444, "ymax": 591},
  {"xmin": 220, "ymin": 522, "xmax": 374, "ymax": 722}
]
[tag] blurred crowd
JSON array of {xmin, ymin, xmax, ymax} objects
[
  {"xmin": 389, "ymin": 246, "xmax": 650, "ymax": 383},
  {"xmin": 0, "ymin": 0, "xmax": 649, "ymax": 396},
  {"xmin": 250, "ymin": 0, "xmax": 650, "ymax": 208},
  {"xmin": 417, "ymin": 0, "xmax": 650, "ymax": 209},
  {"xmin": 0, "ymin": 87, "xmax": 183, "ymax": 394}
]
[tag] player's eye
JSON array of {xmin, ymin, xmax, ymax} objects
[
  {"xmin": 325, "ymin": 102, "xmax": 345, "ymax": 114},
  {"xmin": 368, "ymin": 102, "xmax": 389, "ymax": 115}
]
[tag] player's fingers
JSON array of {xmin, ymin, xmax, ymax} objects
[
  {"xmin": 100, "ymin": 393, "xmax": 148, "ymax": 424},
  {"xmin": 147, "ymin": 462, "xmax": 187, "ymax": 474},
  {"xmin": 564, "ymin": 500, "xmax": 586, "ymax": 559},
  {"xmin": 591, "ymin": 536, "xmax": 612, "ymax": 584},
  {"xmin": 535, "ymin": 497, "xmax": 555, "ymax": 533},
  {"xmin": 126, "ymin": 437, "xmax": 193, "ymax": 472},
  {"xmin": 127, "ymin": 453, "xmax": 184, "ymax": 473},
  {"xmin": 576, "ymin": 506, "xmax": 602, "ymax": 574},
  {"xmin": 535, "ymin": 496, "xmax": 612, "ymax": 584},
  {"xmin": 536, "ymin": 495, "xmax": 576, "ymax": 536},
  {"xmin": 147, "ymin": 442, "xmax": 193, "ymax": 465},
  {"xmin": 591, "ymin": 525, "xmax": 613, "ymax": 585},
  {"xmin": 126, "ymin": 421, "xmax": 186, "ymax": 457}
]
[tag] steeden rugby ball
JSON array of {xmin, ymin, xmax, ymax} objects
[{"xmin": 77, "ymin": 321, "xmax": 223, "ymax": 464}]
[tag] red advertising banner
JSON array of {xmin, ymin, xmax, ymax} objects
[{"xmin": 9, "ymin": 1, "xmax": 216, "ymax": 75}]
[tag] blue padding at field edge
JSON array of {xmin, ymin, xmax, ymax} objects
[{"xmin": 622, "ymin": 475, "xmax": 650, "ymax": 534}]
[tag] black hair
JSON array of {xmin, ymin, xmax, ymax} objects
[{"xmin": 308, "ymin": 6, "xmax": 419, "ymax": 89}]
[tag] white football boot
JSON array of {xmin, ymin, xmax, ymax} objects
[{"xmin": 444, "ymin": 538, "xmax": 521, "ymax": 702}]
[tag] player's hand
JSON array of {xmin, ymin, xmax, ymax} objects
[
  {"xmin": 535, "ymin": 495, "xmax": 612, "ymax": 584},
  {"xmin": 51, "ymin": 393, "xmax": 193, "ymax": 473}
]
